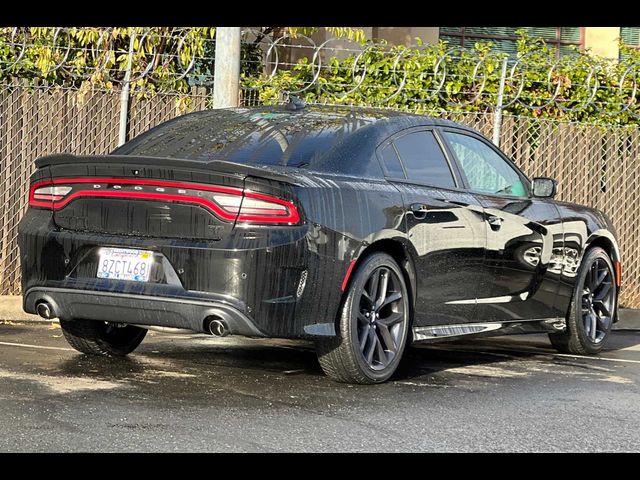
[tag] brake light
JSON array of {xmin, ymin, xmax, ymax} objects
[
  {"xmin": 31, "ymin": 185, "xmax": 72, "ymax": 203},
  {"xmin": 212, "ymin": 192, "xmax": 300, "ymax": 224},
  {"xmin": 28, "ymin": 178, "xmax": 300, "ymax": 225}
]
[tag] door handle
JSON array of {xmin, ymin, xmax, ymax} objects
[
  {"xmin": 487, "ymin": 215, "xmax": 503, "ymax": 230},
  {"xmin": 409, "ymin": 203, "xmax": 429, "ymax": 214}
]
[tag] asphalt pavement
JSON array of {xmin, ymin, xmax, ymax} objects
[{"xmin": 0, "ymin": 321, "xmax": 639, "ymax": 452}]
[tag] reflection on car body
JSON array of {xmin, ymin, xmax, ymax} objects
[{"xmin": 19, "ymin": 105, "xmax": 621, "ymax": 384}]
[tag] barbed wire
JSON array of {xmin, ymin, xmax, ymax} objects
[
  {"xmin": 241, "ymin": 30, "xmax": 640, "ymax": 118},
  {"xmin": 1, "ymin": 27, "xmax": 640, "ymax": 118}
]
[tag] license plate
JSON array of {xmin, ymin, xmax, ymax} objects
[{"xmin": 97, "ymin": 248, "xmax": 154, "ymax": 282}]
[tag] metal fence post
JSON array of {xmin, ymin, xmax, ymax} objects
[
  {"xmin": 213, "ymin": 27, "xmax": 241, "ymax": 108},
  {"xmin": 492, "ymin": 57, "xmax": 509, "ymax": 147},
  {"xmin": 118, "ymin": 32, "xmax": 136, "ymax": 146}
]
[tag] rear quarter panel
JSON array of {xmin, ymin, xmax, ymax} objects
[{"xmin": 288, "ymin": 172, "xmax": 407, "ymax": 335}]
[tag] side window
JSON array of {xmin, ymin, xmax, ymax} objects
[
  {"xmin": 443, "ymin": 132, "xmax": 528, "ymax": 197},
  {"xmin": 379, "ymin": 143, "xmax": 405, "ymax": 178},
  {"xmin": 392, "ymin": 131, "xmax": 456, "ymax": 188}
]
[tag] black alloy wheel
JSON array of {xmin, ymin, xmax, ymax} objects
[
  {"xmin": 316, "ymin": 252, "xmax": 410, "ymax": 384},
  {"xmin": 357, "ymin": 265, "xmax": 406, "ymax": 370},
  {"xmin": 549, "ymin": 247, "xmax": 617, "ymax": 355},
  {"xmin": 580, "ymin": 256, "xmax": 616, "ymax": 343}
]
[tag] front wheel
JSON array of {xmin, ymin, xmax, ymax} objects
[
  {"xmin": 59, "ymin": 319, "xmax": 147, "ymax": 357},
  {"xmin": 316, "ymin": 253, "xmax": 410, "ymax": 384},
  {"xmin": 549, "ymin": 247, "xmax": 617, "ymax": 355}
]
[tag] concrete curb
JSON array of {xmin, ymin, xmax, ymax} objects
[
  {"xmin": 1, "ymin": 295, "xmax": 640, "ymax": 329},
  {"xmin": 616, "ymin": 308, "xmax": 640, "ymax": 330},
  {"xmin": 0, "ymin": 296, "xmax": 41, "ymax": 322}
]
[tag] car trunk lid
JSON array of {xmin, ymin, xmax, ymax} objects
[{"xmin": 37, "ymin": 154, "xmax": 259, "ymax": 241}]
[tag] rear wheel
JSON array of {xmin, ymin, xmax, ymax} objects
[
  {"xmin": 59, "ymin": 319, "xmax": 147, "ymax": 357},
  {"xmin": 549, "ymin": 247, "xmax": 617, "ymax": 355},
  {"xmin": 316, "ymin": 253, "xmax": 410, "ymax": 384}
]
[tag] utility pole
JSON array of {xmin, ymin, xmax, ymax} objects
[
  {"xmin": 492, "ymin": 57, "xmax": 509, "ymax": 147},
  {"xmin": 118, "ymin": 32, "xmax": 136, "ymax": 146},
  {"xmin": 213, "ymin": 27, "xmax": 241, "ymax": 108}
]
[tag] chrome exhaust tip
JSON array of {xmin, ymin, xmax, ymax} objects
[
  {"xmin": 208, "ymin": 319, "xmax": 229, "ymax": 337},
  {"xmin": 36, "ymin": 302, "xmax": 53, "ymax": 320}
]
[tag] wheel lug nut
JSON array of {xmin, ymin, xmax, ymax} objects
[{"xmin": 365, "ymin": 312, "xmax": 369, "ymax": 317}]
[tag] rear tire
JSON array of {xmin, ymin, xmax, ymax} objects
[
  {"xmin": 549, "ymin": 247, "xmax": 617, "ymax": 355},
  {"xmin": 316, "ymin": 253, "xmax": 410, "ymax": 384},
  {"xmin": 59, "ymin": 319, "xmax": 147, "ymax": 357}
]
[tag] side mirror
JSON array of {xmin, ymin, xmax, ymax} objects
[{"xmin": 532, "ymin": 177, "xmax": 557, "ymax": 198}]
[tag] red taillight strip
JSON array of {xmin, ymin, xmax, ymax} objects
[
  {"xmin": 30, "ymin": 177, "xmax": 243, "ymax": 198},
  {"xmin": 33, "ymin": 194, "xmax": 64, "ymax": 201},
  {"xmin": 241, "ymin": 191, "xmax": 300, "ymax": 224},
  {"xmin": 29, "ymin": 178, "xmax": 300, "ymax": 225},
  {"xmin": 51, "ymin": 190, "xmax": 239, "ymax": 221}
]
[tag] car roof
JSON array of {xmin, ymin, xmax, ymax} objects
[
  {"xmin": 236, "ymin": 104, "xmax": 468, "ymax": 128},
  {"xmin": 113, "ymin": 105, "xmax": 475, "ymax": 176}
]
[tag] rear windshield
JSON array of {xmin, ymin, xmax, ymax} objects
[{"xmin": 113, "ymin": 108, "xmax": 373, "ymax": 167}]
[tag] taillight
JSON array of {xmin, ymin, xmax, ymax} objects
[
  {"xmin": 28, "ymin": 178, "xmax": 301, "ymax": 225},
  {"xmin": 214, "ymin": 192, "xmax": 300, "ymax": 224},
  {"xmin": 31, "ymin": 185, "xmax": 72, "ymax": 203}
]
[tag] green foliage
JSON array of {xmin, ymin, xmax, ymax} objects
[
  {"xmin": 2, "ymin": 28, "xmax": 640, "ymax": 125},
  {"xmin": 0, "ymin": 26, "xmax": 365, "ymax": 94},
  {"xmin": 243, "ymin": 31, "xmax": 640, "ymax": 125},
  {"xmin": 0, "ymin": 27, "xmax": 216, "ymax": 95},
  {"xmin": 288, "ymin": 27, "xmax": 367, "ymax": 44}
]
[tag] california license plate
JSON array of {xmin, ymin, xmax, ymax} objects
[{"xmin": 97, "ymin": 248, "xmax": 154, "ymax": 282}]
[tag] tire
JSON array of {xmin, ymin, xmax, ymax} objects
[
  {"xmin": 549, "ymin": 247, "xmax": 617, "ymax": 355},
  {"xmin": 316, "ymin": 252, "xmax": 410, "ymax": 384},
  {"xmin": 59, "ymin": 319, "xmax": 147, "ymax": 357}
]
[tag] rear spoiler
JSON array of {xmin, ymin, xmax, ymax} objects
[{"xmin": 34, "ymin": 154, "xmax": 296, "ymax": 183}]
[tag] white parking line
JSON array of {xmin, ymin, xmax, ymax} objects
[
  {"xmin": 619, "ymin": 344, "xmax": 640, "ymax": 352},
  {"xmin": 427, "ymin": 344, "xmax": 640, "ymax": 365},
  {"xmin": 0, "ymin": 341, "xmax": 74, "ymax": 352},
  {"xmin": 2, "ymin": 339, "xmax": 640, "ymax": 365},
  {"xmin": 552, "ymin": 353, "xmax": 640, "ymax": 365}
]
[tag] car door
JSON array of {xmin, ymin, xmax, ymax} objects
[
  {"xmin": 439, "ymin": 128, "xmax": 565, "ymax": 322},
  {"xmin": 377, "ymin": 127, "xmax": 487, "ymax": 326}
]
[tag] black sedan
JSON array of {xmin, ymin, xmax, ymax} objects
[{"xmin": 18, "ymin": 105, "xmax": 621, "ymax": 384}]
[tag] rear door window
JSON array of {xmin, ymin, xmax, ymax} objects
[{"xmin": 392, "ymin": 131, "xmax": 456, "ymax": 188}]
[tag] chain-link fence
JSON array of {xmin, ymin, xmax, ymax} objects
[
  {"xmin": 0, "ymin": 82, "xmax": 638, "ymax": 308},
  {"xmin": 1, "ymin": 28, "xmax": 639, "ymax": 307},
  {"xmin": 0, "ymin": 83, "xmax": 210, "ymax": 294}
]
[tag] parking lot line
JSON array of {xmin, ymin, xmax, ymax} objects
[
  {"xmin": 0, "ymin": 341, "xmax": 74, "ymax": 352},
  {"xmin": 426, "ymin": 344, "xmax": 640, "ymax": 365},
  {"xmin": 552, "ymin": 353, "xmax": 640, "ymax": 364},
  {"xmin": 2, "ymin": 337, "xmax": 640, "ymax": 365},
  {"xmin": 618, "ymin": 344, "xmax": 640, "ymax": 352}
]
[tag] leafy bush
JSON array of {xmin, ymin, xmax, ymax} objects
[
  {"xmin": 0, "ymin": 27, "xmax": 216, "ymax": 94},
  {"xmin": 242, "ymin": 31, "xmax": 640, "ymax": 125},
  {"xmin": 2, "ymin": 28, "xmax": 639, "ymax": 125}
]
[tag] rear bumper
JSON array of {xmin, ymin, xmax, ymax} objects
[
  {"xmin": 24, "ymin": 287, "xmax": 264, "ymax": 336},
  {"xmin": 18, "ymin": 209, "xmax": 350, "ymax": 338}
]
